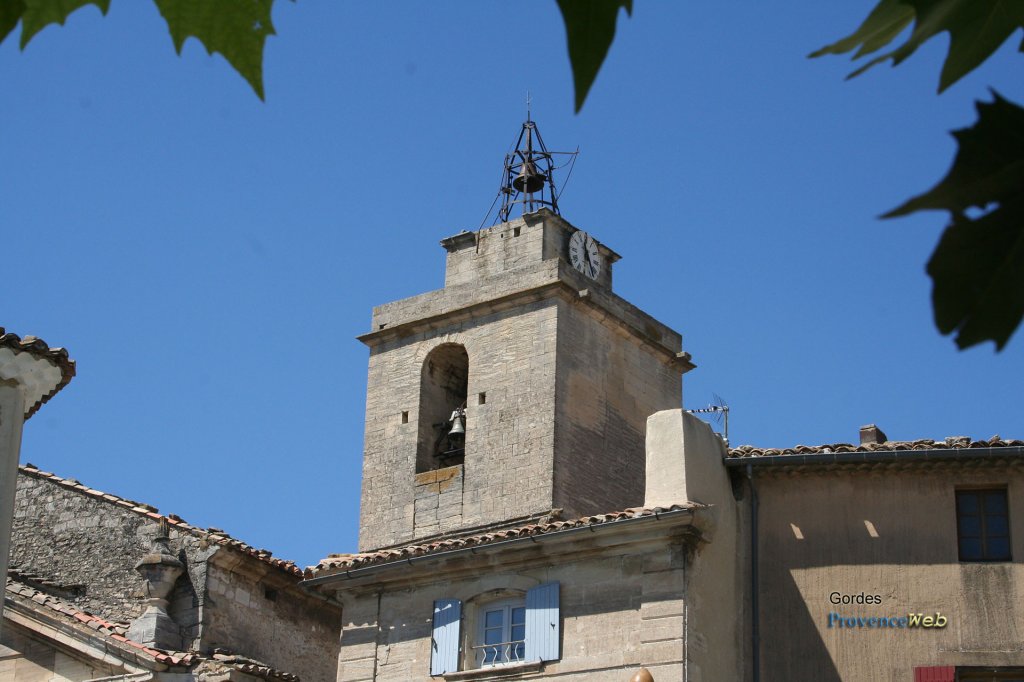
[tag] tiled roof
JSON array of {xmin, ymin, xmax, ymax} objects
[
  {"xmin": 19, "ymin": 463, "xmax": 303, "ymax": 577},
  {"xmin": 0, "ymin": 328, "xmax": 76, "ymax": 419},
  {"xmin": 728, "ymin": 435, "xmax": 1024, "ymax": 459},
  {"xmin": 209, "ymin": 651, "xmax": 302, "ymax": 682},
  {"xmin": 5, "ymin": 578, "xmax": 197, "ymax": 667},
  {"xmin": 308, "ymin": 504, "xmax": 692, "ymax": 577},
  {"xmin": 6, "ymin": 578, "xmax": 301, "ymax": 680}
]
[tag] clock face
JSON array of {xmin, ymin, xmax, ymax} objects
[{"xmin": 568, "ymin": 230, "xmax": 602, "ymax": 280}]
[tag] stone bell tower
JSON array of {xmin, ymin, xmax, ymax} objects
[{"xmin": 356, "ymin": 121, "xmax": 694, "ymax": 552}]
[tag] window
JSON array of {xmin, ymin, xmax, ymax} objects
[
  {"xmin": 477, "ymin": 599, "xmax": 526, "ymax": 666},
  {"xmin": 429, "ymin": 582, "xmax": 560, "ymax": 676},
  {"xmin": 956, "ymin": 489, "xmax": 1011, "ymax": 562}
]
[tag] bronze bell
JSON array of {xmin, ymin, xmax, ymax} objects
[
  {"xmin": 513, "ymin": 159, "xmax": 546, "ymax": 194},
  {"xmin": 629, "ymin": 668, "xmax": 654, "ymax": 682}
]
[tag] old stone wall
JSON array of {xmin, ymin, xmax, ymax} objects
[
  {"xmin": 413, "ymin": 465, "xmax": 464, "ymax": 539},
  {"xmin": 335, "ymin": 540, "xmax": 687, "ymax": 681},
  {"xmin": 9, "ymin": 471, "xmax": 210, "ymax": 640},
  {"xmin": 203, "ymin": 560, "xmax": 341, "ymax": 682},
  {"xmin": 9, "ymin": 470, "xmax": 342, "ymax": 682},
  {"xmin": 0, "ymin": 622, "xmax": 119, "ymax": 682},
  {"xmin": 442, "ymin": 213, "xmax": 614, "ymax": 291},
  {"xmin": 358, "ymin": 214, "xmax": 686, "ymax": 552},
  {"xmin": 757, "ymin": 466, "xmax": 1024, "ymax": 681},
  {"xmin": 358, "ymin": 298, "xmax": 560, "ymax": 551},
  {"xmin": 553, "ymin": 299, "xmax": 682, "ymax": 518}
]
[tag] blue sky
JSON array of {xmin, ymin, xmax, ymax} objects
[{"xmin": 4, "ymin": 2, "xmax": 1022, "ymax": 569}]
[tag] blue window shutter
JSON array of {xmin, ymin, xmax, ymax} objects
[
  {"xmin": 431, "ymin": 599, "xmax": 461, "ymax": 676},
  {"xmin": 524, "ymin": 582, "xmax": 560, "ymax": 662}
]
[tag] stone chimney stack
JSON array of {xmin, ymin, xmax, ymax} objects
[
  {"xmin": 128, "ymin": 533, "xmax": 184, "ymax": 650},
  {"xmin": 859, "ymin": 424, "xmax": 888, "ymax": 445}
]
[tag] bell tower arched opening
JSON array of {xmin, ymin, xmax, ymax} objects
[{"xmin": 416, "ymin": 344, "xmax": 468, "ymax": 473}]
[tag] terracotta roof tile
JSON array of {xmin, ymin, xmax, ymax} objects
[
  {"xmin": 0, "ymin": 328, "xmax": 76, "ymax": 419},
  {"xmin": 308, "ymin": 504, "xmax": 692, "ymax": 577},
  {"xmin": 6, "ymin": 579, "xmax": 300, "ymax": 678},
  {"xmin": 5, "ymin": 578, "xmax": 197, "ymax": 667},
  {"xmin": 728, "ymin": 436, "xmax": 1024, "ymax": 459},
  {"xmin": 210, "ymin": 651, "xmax": 302, "ymax": 682},
  {"xmin": 18, "ymin": 464, "xmax": 303, "ymax": 577}
]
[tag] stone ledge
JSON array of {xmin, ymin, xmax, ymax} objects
[{"xmin": 443, "ymin": 660, "xmax": 544, "ymax": 681}]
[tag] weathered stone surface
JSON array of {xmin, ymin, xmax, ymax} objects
[
  {"xmin": 357, "ymin": 213, "xmax": 685, "ymax": 551},
  {"xmin": 9, "ymin": 471, "xmax": 342, "ymax": 682},
  {"xmin": 334, "ymin": 540, "xmax": 690, "ymax": 681},
  {"xmin": 0, "ymin": 622, "xmax": 117, "ymax": 682}
]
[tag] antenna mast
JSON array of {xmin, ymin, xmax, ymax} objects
[{"xmin": 685, "ymin": 395, "xmax": 731, "ymax": 446}]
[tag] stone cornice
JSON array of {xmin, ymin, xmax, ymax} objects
[
  {"xmin": 358, "ymin": 266, "xmax": 693, "ymax": 372},
  {"xmin": 304, "ymin": 506, "xmax": 699, "ymax": 591}
]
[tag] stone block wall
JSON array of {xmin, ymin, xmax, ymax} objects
[
  {"xmin": 413, "ymin": 466, "xmax": 464, "ymax": 539},
  {"xmin": 0, "ymin": 623, "xmax": 117, "ymax": 682},
  {"xmin": 358, "ymin": 299, "xmax": 560, "ymax": 551},
  {"xmin": 203, "ymin": 560, "xmax": 341, "ymax": 682},
  {"xmin": 358, "ymin": 214, "xmax": 686, "ymax": 552},
  {"xmin": 9, "ymin": 471, "xmax": 341, "ymax": 682},
  {"xmin": 552, "ymin": 299, "xmax": 682, "ymax": 518},
  {"xmin": 442, "ymin": 212, "xmax": 614, "ymax": 291},
  {"xmin": 335, "ymin": 539, "xmax": 689, "ymax": 681},
  {"xmin": 10, "ymin": 472, "xmax": 210, "ymax": 637}
]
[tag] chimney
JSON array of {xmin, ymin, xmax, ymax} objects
[{"xmin": 859, "ymin": 424, "xmax": 888, "ymax": 445}]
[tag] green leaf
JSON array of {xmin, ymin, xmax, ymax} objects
[
  {"xmin": 926, "ymin": 197, "xmax": 1024, "ymax": 350},
  {"xmin": 886, "ymin": 93, "xmax": 1024, "ymax": 350},
  {"xmin": 886, "ymin": 93, "xmax": 1024, "ymax": 217},
  {"xmin": 556, "ymin": 0, "xmax": 632, "ymax": 112},
  {"xmin": 812, "ymin": 0, "xmax": 1024, "ymax": 93},
  {"xmin": 18, "ymin": 0, "xmax": 110, "ymax": 49},
  {"xmin": 0, "ymin": 1, "xmax": 26, "ymax": 45},
  {"xmin": 153, "ymin": 0, "xmax": 276, "ymax": 100},
  {"xmin": 809, "ymin": 0, "xmax": 914, "ymax": 61}
]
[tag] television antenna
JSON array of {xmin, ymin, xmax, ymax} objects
[{"xmin": 685, "ymin": 394, "xmax": 730, "ymax": 446}]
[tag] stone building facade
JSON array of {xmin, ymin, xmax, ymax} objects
[
  {"xmin": 5, "ymin": 204, "xmax": 1024, "ymax": 682},
  {"xmin": 310, "ymin": 408, "xmax": 743, "ymax": 682},
  {"xmin": 356, "ymin": 210, "xmax": 693, "ymax": 552},
  {"xmin": 308, "ymin": 210, "xmax": 745, "ymax": 681},
  {"xmin": 728, "ymin": 435, "xmax": 1024, "ymax": 682},
  {"xmin": 3, "ymin": 465, "xmax": 342, "ymax": 682}
]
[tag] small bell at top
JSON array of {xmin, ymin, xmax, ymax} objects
[{"xmin": 513, "ymin": 159, "xmax": 546, "ymax": 194}]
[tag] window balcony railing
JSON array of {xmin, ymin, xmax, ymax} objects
[{"xmin": 472, "ymin": 640, "xmax": 526, "ymax": 667}]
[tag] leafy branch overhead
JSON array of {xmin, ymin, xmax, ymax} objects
[
  {"xmin": 810, "ymin": 0, "xmax": 1024, "ymax": 93},
  {"xmin": 811, "ymin": 0, "xmax": 1024, "ymax": 350},
  {"xmin": 555, "ymin": 0, "xmax": 632, "ymax": 112},
  {"xmin": 4, "ymin": 0, "xmax": 1021, "ymax": 349},
  {"xmin": 1, "ymin": 0, "xmax": 276, "ymax": 99},
  {"xmin": 892, "ymin": 94, "xmax": 1024, "ymax": 351}
]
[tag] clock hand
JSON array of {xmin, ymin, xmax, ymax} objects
[{"xmin": 585, "ymin": 237, "xmax": 597, "ymax": 277}]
